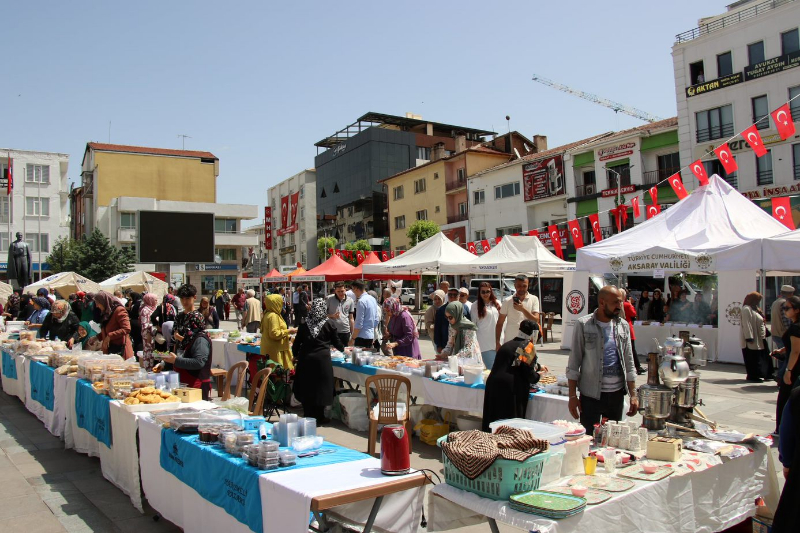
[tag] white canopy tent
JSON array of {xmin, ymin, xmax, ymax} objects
[
  {"xmin": 570, "ymin": 175, "xmax": 789, "ymax": 363},
  {"xmin": 762, "ymin": 229, "xmax": 800, "ymax": 272},
  {"xmin": 100, "ymin": 271, "xmax": 169, "ymax": 299},
  {"xmin": 24, "ymin": 272, "xmax": 102, "ymax": 299},
  {"xmin": 439, "ymin": 234, "xmax": 576, "ymax": 275},
  {"xmin": 362, "ymin": 232, "xmax": 477, "ymax": 276}
]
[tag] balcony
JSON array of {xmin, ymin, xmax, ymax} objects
[
  {"xmin": 696, "ymin": 123, "xmax": 734, "ymax": 143},
  {"xmin": 642, "ymin": 168, "xmax": 679, "ymax": 186},
  {"xmin": 117, "ymin": 228, "xmax": 136, "ymax": 243},
  {"xmin": 447, "ymin": 212, "xmax": 469, "ymax": 224},
  {"xmin": 675, "ymin": 0, "xmax": 796, "ymax": 43},
  {"xmin": 445, "ymin": 175, "xmax": 467, "ymax": 193},
  {"xmin": 575, "ymin": 184, "xmax": 597, "ymax": 197}
]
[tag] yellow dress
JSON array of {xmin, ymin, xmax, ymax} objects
[{"xmin": 260, "ymin": 295, "xmax": 294, "ymax": 370}]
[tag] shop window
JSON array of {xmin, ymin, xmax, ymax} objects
[
  {"xmin": 689, "ymin": 61, "xmax": 705, "ymax": 84},
  {"xmin": 782, "ymin": 28, "xmax": 799, "ymax": 55},
  {"xmin": 752, "ymin": 95, "xmax": 770, "ymax": 130},
  {"xmin": 473, "ymin": 190, "xmax": 485, "ymax": 205},
  {"xmin": 756, "ymin": 151, "xmax": 773, "ymax": 185},
  {"xmin": 696, "ymin": 104, "xmax": 733, "ymax": 142},
  {"xmin": 748, "ymin": 41, "xmax": 765, "ymax": 66},
  {"xmin": 717, "ymin": 51, "xmax": 733, "ymax": 77}
]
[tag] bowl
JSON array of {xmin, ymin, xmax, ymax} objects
[
  {"xmin": 642, "ymin": 462, "xmax": 658, "ymax": 474},
  {"xmin": 571, "ymin": 485, "xmax": 588, "ymax": 497}
]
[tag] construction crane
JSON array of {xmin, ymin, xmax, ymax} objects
[{"xmin": 532, "ymin": 74, "xmax": 664, "ymax": 124}]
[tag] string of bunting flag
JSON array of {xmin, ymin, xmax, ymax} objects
[
  {"xmin": 463, "ymin": 95, "xmax": 800, "ymax": 260},
  {"xmin": 326, "ymin": 248, "xmax": 405, "ymax": 263}
]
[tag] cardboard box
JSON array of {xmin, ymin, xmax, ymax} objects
[
  {"xmin": 173, "ymin": 387, "xmax": 203, "ymax": 403},
  {"xmin": 646, "ymin": 436, "xmax": 682, "ymax": 461}
]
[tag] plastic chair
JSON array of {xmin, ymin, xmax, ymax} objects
[
  {"xmin": 248, "ymin": 367, "xmax": 272, "ymax": 417},
  {"xmin": 364, "ymin": 375, "xmax": 412, "ymax": 457},
  {"xmin": 220, "ymin": 361, "xmax": 248, "ymax": 401}
]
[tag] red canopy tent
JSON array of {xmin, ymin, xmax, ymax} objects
[
  {"xmin": 262, "ymin": 269, "xmax": 288, "ymax": 283},
  {"xmin": 328, "ymin": 252, "xmax": 420, "ymax": 282},
  {"xmin": 292, "ymin": 254, "xmax": 354, "ymax": 282}
]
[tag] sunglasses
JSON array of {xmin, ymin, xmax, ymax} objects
[
  {"xmin": 784, "ymin": 306, "xmax": 796, "ymax": 311},
  {"xmin": 480, "ymin": 290, "xmax": 492, "ymax": 295}
]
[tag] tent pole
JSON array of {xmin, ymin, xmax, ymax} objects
[{"xmin": 537, "ymin": 268, "xmax": 544, "ymax": 346}]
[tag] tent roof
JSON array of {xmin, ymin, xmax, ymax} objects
[
  {"xmin": 293, "ymin": 254, "xmax": 354, "ymax": 281},
  {"xmin": 286, "ymin": 266, "xmax": 306, "ymax": 279},
  {"xmin": 264, "ymin": 269, "xmax": 282, "ymax": 278},
  {"xmin": 24, "ymin": 272, "xmax": 102, "ymax": 298},
  {"xmin": 329, "ymin": 252, "xmax": 420, "ymax": 281},
  {"xmin": 363, "ymin": 232, "xmax": 477, "ymax": 275},
  {"xmin": 576, "ymin": 175, "xmax": 789, "ymax": 273},
  {"xmin": 440, "ymin": 235, "xmax": 575, "ymax": 274},
  {"xmin": 762, "ymin": 228, "xmax": 800, "ymax": 272},
  {"xmin": 99, "ymin": 271, "xmax": 168, "ymax": 298}
]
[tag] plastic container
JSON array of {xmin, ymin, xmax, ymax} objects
[
  {"xmin": 488, "ymin": 419, "xmax": 567, "ymax": 445},
  {"xmin": 462, "ymin": 365, "xmax": 484, "ymax": 385},
  {"xmin": 279, "ymin": 450, "xmax": 296, "ymax": 466},
  {"xmin": 291, "ymin": 435, "xmax": 324, "ymax": 452},
  {"xmin": 437, "ymin": 435, "xmax": 550, "ymax": 500}
]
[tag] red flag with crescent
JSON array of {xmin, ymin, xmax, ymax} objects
[
  {"xmin": 772, "ymin": 197, "xmax": 795, "ymax": 230},
  {"xmin": 397, "ymin": 250, "xmax": 404, "ymax": 256},
  {"xmin": 668, "ymin": 173, "xmax": 688, "ymax": 200},
  {"xmin": 713, "ymin": 142, "xmax": 738, "ymax": 174},
  {"xmin": 547, "ymin": 225, "xmax": 563, "ymax": 259},
  {"xmin": 467, "ymin": 242, "xmax": 477, "ymax": 255},
  {"xmin": 495, "ymin": 236, "xmax": 503, "ymax": 244},
  {"xmin": 328, "ymin": 248, "xmax": 334, "ymax": 257},
  {"xmin": 356, "ymin": 250, "xmax": 365, "ymax": 264},
  {"xmin": 632, "ymin": 196, "xmax": 641, "ymax": 218},
  {"xmin": 280, "ymin": 195, "xmax": 289, "ymax": 228},
  {"xmin": 480, "ymin": 239, "xmax": 491, "ymax": 253},
  {"xmin": 527, "ymin": 229, "xmax": 539, "ymax": 239},
  {"xmin": 646, "ymin": 204, "xmax": 661, "ymax": 219},
  {"xmin": 381, "ymin": 251, "xmax": 388, "ymax": 261},
  {"xmin": 690, "ymin": 160, "xmax": 709, "ymax": 186},
  {"xmin": 772, "ymin": 103, "xmax": 796, "ymax": 140},
  {"xmin": 391, "ymin": 251, "xmax": 396, "ymax": 259},
  {"xmin": 649, "ymin": 186, "xmax": 658, "ymax": 206},
  {"xmin": 742, "ymin": 125, "xmax": 767, "ymax": 157},
  {"xmin": 567, "ymin": 219, "xmax": 584, "ymax": 249},
  {"xmin": 588, "ymin": 213, "xmax": 602, "ymax": 242},
  {"xmin": 612, "ymin": 206, "xmax": 623, "ymax": 232}
]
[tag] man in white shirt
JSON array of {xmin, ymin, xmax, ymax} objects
[
  {"xmin": 458, "ymin": 287, "xmax": 472, "ymax": 314},
  {"xmin": 495, "ymin": 274, "xmax": 540, "ymax": 350}
]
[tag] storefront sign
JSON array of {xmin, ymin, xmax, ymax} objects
[
  {"xmin": 685, "ymin": 72, "xmax": 743, "ymax": 98},
  {"xmin": 522, "ymin": 155, "xmax": 565, "ymax": 202},
  {"xmin": 291, "ymin": 275, "xmax": 325, "ymax": 282},
  {"xmin": 264, "ymin": 207, "xmax": 272, "ymax": 250},
  {"xmin": 607, "ymin": 251, "xmax": 715, "ymax": 273},
  {"xmin": 195, "ymin": 264, "xmax": 238, "ymax": 271},
  {"xmin": 279, "ymin": 245, "xmax": 296, "ymax": 254},
  {"xmin": 744, "ymin": 50, "xmax": 800, "ymax": 81},
  {"xmin": 237, "ymin": 277, "xmax": 259, "ymax": 285},
  {"xmin": 597, "ymin": 142, "xmax": 635, "ymax": 162},
  {"xmin": 538, "ymin": 228, "xmax": 568, "ymax": 247},
  {"xmin": 741, "ymin": 182, "xmax": 800, "ymax": 200},
  {"xmin": 601, "ymin": 184, "xmax": 636, "ymax": 198}
]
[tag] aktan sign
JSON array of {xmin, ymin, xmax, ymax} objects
[{"xmin": 685, "ymin": 72, "xmax": 743, "ymax": 98}]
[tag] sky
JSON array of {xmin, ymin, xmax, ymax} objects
[{"xmin": 1, "ymin": 1, "xmax": 727, "ymax": 228}]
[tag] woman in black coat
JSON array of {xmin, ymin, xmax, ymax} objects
[
  {"xmin": 482, "ymin": 320, "xmax": 548, "ymax": 431},
  {"xmin": 292, "ymin": 298, "xmax": 343, "ymax": 424},
  {"xmin": 774, "ymin": 386, "xmax": 800, "ymax": 532}
]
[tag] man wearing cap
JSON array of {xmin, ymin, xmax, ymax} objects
[
  {"xmin": 771, "ymin": 285, "xmax": 796, "ymax": 363},
  {"xmin": 496, "ymin": 274, "xmax": 539, "ymax": 350},
  {"xmin": 458, "ymin": 287, "xmax": 473, "ymax": 316}
]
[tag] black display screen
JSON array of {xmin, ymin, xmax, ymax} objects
[{"xmin": 137, "ymin": 211, "xmax": 214, "ymax": 263}]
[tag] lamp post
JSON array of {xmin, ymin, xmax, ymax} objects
[{"xmin": 605, "ymin": 164, "xmax": 635, "ymax": 207}]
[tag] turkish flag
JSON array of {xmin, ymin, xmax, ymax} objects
[
  {"xmin": 772, "ymin": 197, "xmax": 796, "ymax": 229},
  {"xmin": 328, "ymin": 248, "xmax": 334, "ymax": 256},
  {"xmin": 548, "ymin": 225, "xmax": 563, "ymax": 259},
  {"xmin": 495, "ymin": 236, "xmax": 503, "ymax": 244},
  {"xmin": 690, "ymin": 160, "xmax": 709, "ymax": 186},
  {"xmin": 481, "ymin": 239, "xmax": 491, "ymax": 253},
  {"xmin": 612, "ymin": 206, "xmax": 623, "ymax": 232},
  {"xmin": 713, "ymin": 142, "xmax": 738, "ymax": 174},
  {"xmin": 649, "ymin": 186, "xmax": 658, "ymax": 206},
  {"xmin": 668, "ymin": 173, "xmax": 688, "ymax": 200},
  {"xmin": 289, "ymin": 192, "xmax": 299, "ymax": 228},
  {"xmin": 646, "ymin": 204, "xmax": 661, "ymax": 219},
  {"xmin": 467, "ymin": 242, "xmax": 477, "ymax": 255},
  {"xmin": 280, "ymin": 195, "xmax": 289, "ymax": 228},
  {"xmin": 381, "ymin": 251, "xmax": 388, "ymax": 261},
  {"xmin": 632, "ymin": 196, "xmax": 641, "ymax": 218},
  {"xmin": 742, "ymin": 125, "xmax": 768, "ymax": 157},
  {"xmin": 588, "ymin": 213, "xmax": 602, "ymax": 242},
  {"xmin": 356, "ymin": 250, "xmax": 365, "ymax": 264},
  {"xmin": 335, "ymin": 249, "xmax": 342, "ymax": 258},
  {"xmin": 527, "ymin": 229, "xmax": 539, "ymax": 238},
  {"xmin": 567, "ymin": 220, "xmax": 584, "ymax": 249},
  {"xmin": 391, "ymin": 251, "xmax": 396, "ymax": 259},
  {"xmin": 397, "ymin": 250, "xmax": 404, "ymax": 255},
  {"xmin": 772, "ymin": 103, "xmax": 796, "ymax": 140}
]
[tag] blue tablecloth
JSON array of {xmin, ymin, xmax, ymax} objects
[
  {"xmin": 236, "ymin": 343, "xmax": 261, "ymax": 355},
  {"xmin": 29, "ymin": 361, "xmax": 55, "ymax": 411},
  {"xmin": 160, "ymin": 427, "xmax": 370, "ymax": 533},
  {"xmin": 2, "ymin": 350, "xmax": 17, "ymax": 379},
  {"xmin": 331, "ymin": 359, "xmax": 378, "ymax": 376},
  {"xmin": 74, "ymin": 379, "xmax": 113, "ymax": 447}
]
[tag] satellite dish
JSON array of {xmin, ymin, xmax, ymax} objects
[{"xmin": 214, "ymin": 254, "xmax": 222, "ymax": 264}]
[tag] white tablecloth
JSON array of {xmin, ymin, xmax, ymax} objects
[
  {"xmin": 635, "ymin": 324, "xmax": 718, "ymax": 363},
  {"xmin": 211, "ymin": 338, "xmax": 229, "ymax": 369},
  {"xmin": 1, "ymin": 352, "xmax": 26, "ymax": 402},
  {"xmin": 51, "ymin": 371, "xmax": 69, "ymax": 437},
  {"xmin": 429, "ymin": 441, "xmax": 773, "ymax": 533},
  {"xmin": 98, "ymin": 403, "xmax": 150, "ymax": 511}
]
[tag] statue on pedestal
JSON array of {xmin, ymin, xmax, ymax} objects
[{"xmin": 8, "ymin": 232, "xmax": 31, "ymax": 289}]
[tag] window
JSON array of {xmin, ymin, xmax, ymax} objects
[
  {"xmin": 414, "ymin": 178, "xmax": 426, "ymax": 194},
  {"xmin": 752, "ymin": 95, "xmax": 770, "ymax": 130},
  {"xmin": 496, "ymin": 225, "xmax": 523, "ymax": 238},
  {"xmin": 299, "ymin": 186, "xmax": 304, "ymax": 199},
  {"xmin": 473, "ymin": 190, "xmax": 485, "ymax": 205},
  {"xmin": 394, "ymin": 215, "xmax": 405, "ymax": 230},
  {"xmin": 25, "ymin": 233, "xmax": 49, "ymax": 253},
  {"xmin": 300, "ymin": 229, "xmax": 305, "ymax": 241},
  {"xmin": 756, "ymin": 151, "xmax": 773, "ymax": 185},
  {"xmin": 790, "ymin": 86, "xmax": 800, "ymax": 121},
  {"xmin": 25, "ymin": 197, "xmax": 50, "ymax": 217},
  {"xmin": 748, "ymin": 41, "xmax": 765, "ymax": 66},
  {"xmin": 657, "ymin": 153, "xmax": 681, "ymax": 174},
  {"xmin": 717, "ymin": 51, "xmax": 733, "ymax": 77},
  {"xmin": 333, "ymin": 183, "xmax": 340, "ymax": 193},
  {"xmin": 347, "ymin": 206, "xmax": 353, "ymax": 217},
  {"xmin": 416, "ymin": 209, "xmax": 427, "ymax": 221},
  {"xmin": 120, "ymin": 212, "xmax": 136, "ymax": 229},
  {"xmin": 475, "ymin": 230, "xmax": 486, "ymax": 241},
  {"xmin": 581, "ymin": 170, "xmax": 596, "ymax": 185},
  {"xmin": 577, "ymin": 170, "xmax": 596, "ymax": 196},
  {"xmin": 457, "ymin": 168, "xmax": 466, "ymax": 181},
  {"xmin": 606, "ymin": 163, "xmax": 631, "ymax": 189},
  {"xmin": 794, "ymin": 144, "xmax": 800, "ymax": 180},
  {"xmin": 689, "ymin": 61, "xmax": 705, "ymax": 84},
  {"xmin": 435, "ymin": 205, "xmax": 440, "ymax": 213},
  {"xmin": 494, "ymin": 182, "xmax": 521, "ymax": 199},
  {"xmin": 433, "ymin": 172, "xmax": 439, "ymax": 180},
  {"xmin": 703, "ymin": 159, "xmax": 737, "ymax": 189},
  {"xmin": 25, "ymin": 164, "xmax": 50, "ymax": 184},
  {"xmin": 458, "ymin": 202, "xmax": 467, "ymax": 216},
  {"xmin": 0, "ymin": 197, "xmax": 7, "ymax": 224},
  {"xmin": 417, "ymin": 146, "xmax": 431, "ymax": 160},
  {"xmin": 215, "ymin": 248, "xmax": 236, "ymax": 261},
  {"xmin": 214, "ymin": 218, "xmax": 237, "ymax": 233},
  {"xmin": 696, "ymin": 104, "xmax": 733, "ymax": 142},
  {"xmin": 782, "ymin": 28, "xmax": 799, "ymax": 55},
  {"xmin": 393, "ymin": 185, "xmax": 404, "ymax": 200}
]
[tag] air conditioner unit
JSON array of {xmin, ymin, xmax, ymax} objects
[{"xmin": 585, "ymin": 184, "xmax": 595, "ymax": 195}]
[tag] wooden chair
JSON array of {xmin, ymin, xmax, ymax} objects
[
  {"xmin": 364, "ymin": 375, "xmax": 412, "ymax": 457},
  {"xmin": 219, "ymin": 361, "xmax": 248, "ymax": 401},
  {"xmin": 248, "ymin": 367, "xmax": 273, "ymax": 417},
  {"xmin": 541, "ymin": 312, "xmax": 555, "ymax": 343},
  {"xmin": 210, "ymin": 368, "xmax": 227, "ymax": 398}
]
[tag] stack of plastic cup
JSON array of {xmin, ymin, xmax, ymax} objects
[{"xmin": 299, "ymin": 417, "xmax": 317, "ymax": 437}]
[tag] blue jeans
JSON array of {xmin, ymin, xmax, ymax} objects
[{"xmin": 482, "ymin": 350, "xmax": 497, "ymax": 370}]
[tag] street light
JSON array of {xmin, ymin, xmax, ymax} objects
[{"xmin": 606, "ymin": 165, "xmax": 635, "ymax": 206}]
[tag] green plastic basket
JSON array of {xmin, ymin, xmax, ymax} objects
[{"xmin": 437, "ymin": 435, "xmax": 550, "ymax": 500}]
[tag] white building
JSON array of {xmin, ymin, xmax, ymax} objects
[
  {"xmin": 266, "ymin": 169, "xmax": 317, "ymax": 270},
  {"xmin": 673, "ymin": 0, "xmax": 800, "ymax": 201},
  {"xmin": 1, "ymin": 148, "xmax": 70, "ymax": 284}
]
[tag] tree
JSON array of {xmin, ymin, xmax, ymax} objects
[
  {"xmin": 46, "ymin": 237, "xmax": 81, "ymax": 274},
  {"xmin": 406, "ymin": 220, "xmax": 440, "ymax": 247},
  {"xmin": 73, "ymin": 229, "xmax": 134, "ymax": 282},
  {"xmin": 343, "ymin": 239, "xmax": 371, "ymax": 266},
  {"xmin": 317, "ymin": 236, "xmax": 337, "ymax": 262}
]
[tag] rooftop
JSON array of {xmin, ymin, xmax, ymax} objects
[
  {"xmin": 675, "ymin": 0, "xmax": 796, "ymax": 43},
  {"xmin": 85, "ymin": 142, "xmax": 218, "ymax": 161},
  {"xmin": 315, "ymin": 111, "xmax": 496, "ymax": 148},
  {"xmin": 378, "ymin": 144, "xmax": 511, "ymax": 183}
]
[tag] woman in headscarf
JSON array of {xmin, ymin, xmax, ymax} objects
[
  {"xmin": 139, "ymin": 293, "xmax": 158, "ymax": 370},
  {"xmin": 26, "ymin": 297, "xmax": 51, "ymax": 329},
  {"xmin": 259, "ymin": 294, "xmax": 297, "ymax": 377},
  {"xmin": 19, "ymin": 294, "xmax": 35, "ymax": 324},
  {"xmin": 2, "ymin": 293, "xmax": 20, "ymax": 320},
  {"xmin": 650, "ymin": 289, "xmax": 665, "ymax": 323},
  {"xmin": 94, "ymin": 291, "xmax": 133, "ymax": 359},
  {"xmin": 199, "ymin": 296, "xmax": 220, "ymax": 329},
  {"xmin": 292, "ymin": 298, "xmax": 343, "ymax": 424},
  {"xmin": 150, "ymin": 293, "xmax": 177, "ymax": 352},
  {"xmin": 128, "ymin": 292, "xmax": 143, "ymax": 354},
  {"xmin": 438, "ymin": 301, "xmax": 483, "ymax": 366},
  {"xmin": 72, "ymin": 321, "xmax": 100, "ymax": 350},
  {"xmin": 740, "ymin": 291, "xmax": 771, "ymax": 382},
  {"xmin": 482, "ymin": 320, "xmax": 549, "ymax": 431},
  {"xmin": 211, "ymin": 289, "xmax": 225, "ymax": 322},
  {"xmin": 383, "ymin": 297, "xmax": 421, "ymax": 359},
  {"xmin": 160, "ymin": 284, "xmax": 213, "ymax": 400}
]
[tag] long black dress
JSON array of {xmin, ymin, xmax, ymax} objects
[
  {"xmin": 292, "ymin": 320, "xmax": 343, "ymax": 421},
  {"xmin": 773, "ymin": 387, "xmax": 800, "ymax": 532},
  {"xmin": 481, "ymin": 337, "xmax": 542, "ymax": 431}
]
